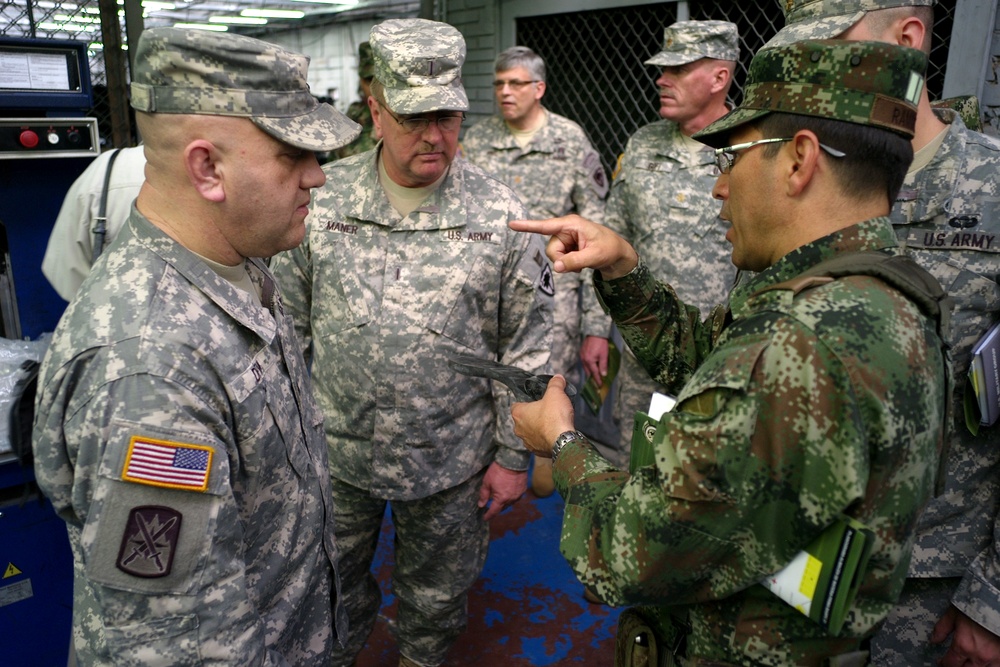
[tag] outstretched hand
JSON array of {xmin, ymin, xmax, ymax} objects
[
  {"xmin": 509, "ymin": 214, "xmax": 639, "ymax": 279},
  {"xmin": 511, "ymin": 374, "xmax": 576, "ymax": 456}
]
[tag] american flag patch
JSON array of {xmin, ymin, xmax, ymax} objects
[{"xmin": 122, "ymin": 437, "xmax": 212, "ymax": 492}]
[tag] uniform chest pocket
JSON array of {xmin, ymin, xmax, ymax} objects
[
  {"xmin": 426, "ymin": 253, "xmax": 502, "ymax": 351},
  {"xmin": 310, "ymin": 232, "xmax": 373, "ymax": 336}
]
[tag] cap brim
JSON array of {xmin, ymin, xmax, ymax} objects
[
  {"xmin": 253, "ymin": 102, "xmax": 362, "ymax": 152},
  {"xmin": 644, "ymin": 51, "xmax": 703, "ymax": 67},
  {"xmin": 692, "ymin": 106, "xmax": 770, "ymax": 148},
  {"xmin": 382, "ymin": 81, "xmax": 469, "ymax": 115},
  {"xmin": 761, "ymin": 12, "xmax": 866, "ymax": 50}
]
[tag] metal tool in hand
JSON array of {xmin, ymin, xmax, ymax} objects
[{"xmin": 447, "ymin": 354, "xmax": 577, "ymax": 402}]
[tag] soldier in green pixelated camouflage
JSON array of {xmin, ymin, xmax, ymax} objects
[
  {"xmin": 270, "ymin": 17, "xmax": 553, "ymax": 667},
  {"xmin": 32, "ymin": 26, "xmax": 360, "ymax": 666},
  {"xmin": 768, "ymin": 3, "xmax": 1000, "ymax": 664},
  {"xmin": 333, "ymin": 41, "xmax": 377, "ymax": 160},
  {"xmin": 509, "ymin": 39, "xmax": 948, "ymax": 666}
]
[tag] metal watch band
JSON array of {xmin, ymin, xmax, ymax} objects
[{"xmin": 551, "ymin": 429, "xmax": 586, "ymax": 462}]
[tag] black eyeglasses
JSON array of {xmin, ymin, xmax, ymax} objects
[
  {"xmin": 376, "ymin": 99, "xmax": 465, "ymax": 134},
  {"xmin": 492, "ymin": 79, "xmax": 539, "ymax": 90},
  {"xmin": 714, "ymin": 137, "xmax": 847, "ymax": 174}
]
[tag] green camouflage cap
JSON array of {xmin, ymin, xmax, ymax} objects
[
  {"xmin": 645, "ymin": 20, "xmax": 739, "ymax": 67},
  {"xmin": 130, "ymin": 27, "xmax": 361, "ymax": 152},
  {"xmin": 358, "ymin": 41, "xmax": 374, "ymax": 80},
  {"xmin": 764, "ymin": 0, "xmax": 935, "ymax": 49},
  {"xmin": 370, "ymin": 18, "xmax": 469, "ymax": 115},
  {"xmin": 695, "ymin": 39, "xmax": 926, "ymax": 148}
]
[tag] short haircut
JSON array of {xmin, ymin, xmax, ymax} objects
[
  {"xmin": 757, "ymin": 112, "xmax": 914, "ymax": 206},
  {"xmin": 863, "ymin": 6, "xmax": 935, "ymax": 53},
  {"xmin": 494, "ymin": 46, "xmax": 546, "ymax": 83}
]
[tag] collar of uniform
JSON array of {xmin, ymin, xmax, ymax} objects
[
  {"xmin": 893, "ymin": 108, "xmax": 962, "ymax": 224},
  {"xmin": 731, "ymin": 217, "xmax": 899, "ymax": 320},
  {"xmin": 129, "ymin": 209, "xmax": 279, "ymax": 343}
]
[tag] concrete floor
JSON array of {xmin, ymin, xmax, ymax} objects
[{"xmin": 354, "ymin": 484, "xmax": 623, "ymax": 666}]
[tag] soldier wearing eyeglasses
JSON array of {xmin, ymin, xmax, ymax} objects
[
  {"xmin": 509, "ymin": 39, "xmax": 949, "ymax": 666},
  {"xmin": 577, "ymin": 20, "xmax": 741, "ymax": 475},
  {"xmin": 461, "ymin": 45, "xmax": 608, "ymax": 498},
  {"xmin": 269, "ymin": 18, "xmax": 553, "ymax": 667}
]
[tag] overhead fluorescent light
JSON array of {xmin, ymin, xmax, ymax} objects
[
  {"xmin": 288, "ymin": 0, "xmax": 358, "ymax": 5},
  {"xmin": 172, "ymin": 22, "xmax": 228, "ymax": 31},
  {"xmin": 209, "ymin": 15, "xmax": 268, "ymax": 24},
  {"xmin": 241, "ymin": 8, "xmax": 304, "ymax": 18}
]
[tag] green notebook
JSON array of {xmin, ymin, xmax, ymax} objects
[{"xmin": 760, "ymin": 516, "xmax": 875, "ymax": 635}]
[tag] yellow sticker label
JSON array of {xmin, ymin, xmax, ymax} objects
[
  {"xmin": 799, "ymin": 554, "xmax": 822, "ymax": 598},
  {"xmin": 4, "ymin": 562, "xmax": 23, "ymax": 578}
]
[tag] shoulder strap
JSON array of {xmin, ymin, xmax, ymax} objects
[
  {"xmin": 92, "ymin": 148, "xmax": 123, "ymax": 263},
  {"xmin": 771, "ymin": 251, "xmax": 951, "ymax": 344}
]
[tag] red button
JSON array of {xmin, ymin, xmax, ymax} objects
[{"xmin": 19, "ymin": 130, "xmax": 39, "ymax": 148}]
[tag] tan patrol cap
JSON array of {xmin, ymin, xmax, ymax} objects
[
  {"xmin": 370, "ymin": 18, "xmax": 469, "ymax": 115},
  {"xmin": 645, "ymin": 20, "xmax": 739, "ymax": 67},
  {"xmin": 764, "ymin": 0, "xmax": 935, "ymax": 49},
  {"xmin": 130, "ymin": 27, "xmax": 361, "ymax": 152}
]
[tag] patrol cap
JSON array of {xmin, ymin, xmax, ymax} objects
[
  {"xmin": 358, "ymin": 41, "xmax": 374, "ymax": 80},
  {"xmin": 645, "ymin": 20, "xmax": 739, "ymax": 67},
  {"xmin": 130, "ymin": 27, "xmax": 361, "ymax": 152},
  {"xmin": 765, "ymin": 0, "xmax": 935, "ymax": 49},
  {"xmin": 370, "ymin": 18, "xmax": 469, "ymax": 114},
  {"xmin": 694, "ymin": 40, "xmax": 926, "ymax": 148}
]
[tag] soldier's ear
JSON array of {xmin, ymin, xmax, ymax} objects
[{"xmin": 184, "ymin": 140, "xmax": 225, "ymax": 203}]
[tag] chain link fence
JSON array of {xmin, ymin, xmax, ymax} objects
[
  {"xmin": 2, "ymin": 0, "xmax": 961, "ymax": 158},
  {"xmin": 519, "ymin": 0, "xmax": 958, "ymax": 177}
]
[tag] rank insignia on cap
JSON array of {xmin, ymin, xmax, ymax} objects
[
  {"xmin": 116, "ymin": 505, "xmax": 182, "ymax": 578},
  {"xmin": 122, "ymin": 436, "xmax": 212, "ymax": 492}
]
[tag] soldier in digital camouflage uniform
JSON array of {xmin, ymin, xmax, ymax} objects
[
  {"xmin": 31, "ymin": 27, "xmax": 360, "ymax": 666},
  {"xmin": 767, "ymin": 2, "xmax": 1000, "ymax": 664},
  {"xmin": 269, "ymin": 18, "xmax": 552, "ymax": 667},
  {"xmin": 510, "ymin": 39, "xmax": 948, "ymax": 666},
  {"xmin": 578, "ymin": 20, "xmax": 740, "ymax": 470},
  {"xmin": 462, "ymin": 45, "xmax": 608, "ymax": 497},
  {"xmin": 333, "ymin": 41, "xmax": 377, "ymax": 160}
]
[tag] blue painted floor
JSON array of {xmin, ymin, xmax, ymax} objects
[{"xmin": 355, "ymin": 480, "xmax": 622, "ymax": 666}]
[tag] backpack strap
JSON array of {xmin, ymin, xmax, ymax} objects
[
  {"xmin": 768, "ymin": 251, "xmax": 951, "ymax": 346},
  {"xmin": 92, "ymin": 148, "xmax": 123, "ymax": 263}
]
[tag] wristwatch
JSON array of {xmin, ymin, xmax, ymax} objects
[{"xmin": 551, "ymin": 430, "xmax": 587, "ymax": 462}]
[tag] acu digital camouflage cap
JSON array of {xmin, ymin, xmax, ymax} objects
[
  {"xmin": 358, "ymin": 41, "xmax": 374, "ymax": 80},
  {"xmin": 765, "ymin": 0, "xmax": 935, "ymax": 49},
  {"xmin": 130, "ymin": 27, "xmax": 361, "ymax": 152},
  {"xmin": 370, "ymin": 18, "xmax": 469, "ymax": 114},
  {"xmin": 695, "ymin": 39, "xmax": 927, "ymax": 148},
  {"xmin": 645, "ymin": 20, "xmax": 739, "ymax": 67}
]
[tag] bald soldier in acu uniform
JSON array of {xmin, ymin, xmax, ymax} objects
[
  {"xmin": 510, "ymin": 39, "xmax": 949, "ymax": 666},
  {"xmin": 32, "ymin": 28, "xmax": 360, "ymax": 666},
  {"xmin": 270, "ymin": 18, "xmax": 552, "ymax": 667}
]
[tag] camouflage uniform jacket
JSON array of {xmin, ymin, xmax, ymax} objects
[
  {"xmin": 892, "ymin": 109, "xmax": 1000, "ymax": 631},
  {"xmin": 332, "ymin": 99, "xmax": 376, "ymax": 160},
  {"xmin": 270, "ymin": 150, "xmax": 553, "ymax": 501},
  {"xmin": 32, "ymin": 210, "xmax": 345, "ymax": 666},
  {"xmin": 460, "ymin": 109, "xmax": 608, "ymax": 221},
  {"xmin": 581, "ymin": 118, "xmax": 735, "ymax": 337},
  {"xmin": 554, "ymin": 218, "xmax": 946, "ymax": 665}
]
